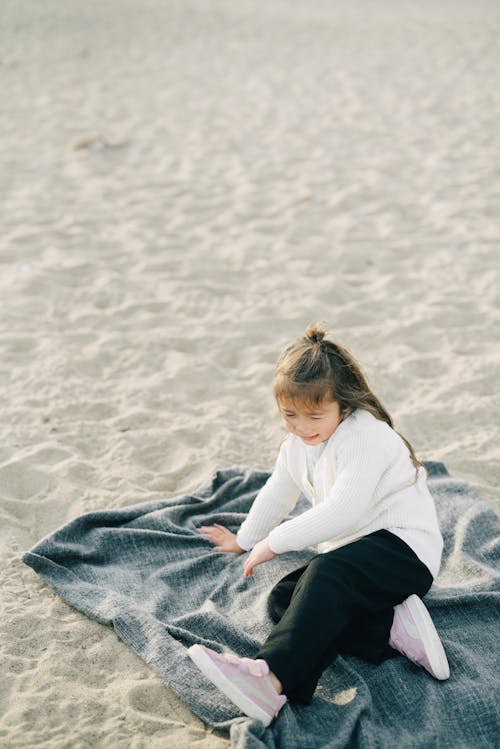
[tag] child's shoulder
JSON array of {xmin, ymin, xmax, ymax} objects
[
  {"xmin": 348, "ymin": 408, "xmax": 389, "ymax": 431},
  {"xmin": 330, "ymin": 408, "xmax": 396, "ymax": 448}
]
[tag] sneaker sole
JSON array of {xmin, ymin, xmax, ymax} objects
[
  {"xmin": 188, "ymin": 644, "xmax": 275, "ymax": 725},
  {"xmin": 406, "ymin": 594, "xmax": 450, "ymax": 680}
]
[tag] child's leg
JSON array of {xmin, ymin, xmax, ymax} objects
[
  {"xmin": 268, "ymin": 561, "xmax": 399, "ymax": 666},
  {"xmin": 255, "ymin": 530, "xmax": 433, "ymax": 704},
  {"xmin": 336, "ymin": 608, "xmax": 397, "ymax": 663},
  {"xmin": 266, "ymin": 564, "xmax": 309, "ymax": 623}
]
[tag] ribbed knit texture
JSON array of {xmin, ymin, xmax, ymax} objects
[{"xmin": 236, "ymin": 409, "xmax": 443, "ymax": 578}]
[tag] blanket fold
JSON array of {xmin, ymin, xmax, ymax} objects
[{"xmin": 22, "ymin": 462, "xmax": 500, "ymax": 748}]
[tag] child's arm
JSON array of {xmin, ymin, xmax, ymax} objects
[
  {"xmin": 197, "ymin": 440, "xmax": 300, "ymax": 557},
  {"xmin": 235, "ymin": 441, "xmax": 301, "ymax": 551},
  {"xmin": 267, "ymin": 430, "xmax": 392, "ymax": 553}
]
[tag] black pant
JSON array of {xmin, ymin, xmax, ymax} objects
[{"xmin": 255, "ymin": 530, "xmax": 433, "ymax": 704}]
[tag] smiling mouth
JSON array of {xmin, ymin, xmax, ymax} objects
[{"xmin": 301, "ymin": 434, "xmax": 319, "ymax": 441}]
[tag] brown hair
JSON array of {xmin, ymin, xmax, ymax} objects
[{"xmin": 273, "ymin": 322, "xmax": 425, "ymax": 481}]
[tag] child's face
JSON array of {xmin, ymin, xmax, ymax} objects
[{"xmin": 279, "ymin": 398, "xmax": 345, "ymax": 445}]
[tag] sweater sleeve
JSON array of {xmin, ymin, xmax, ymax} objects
[
  {"xmin": 236, "ymin": 441, "xmax": 301, "ymax": 551},
  {"xmin": 267, "ymin": 429, "xmax": 391, "ymax": 553}
]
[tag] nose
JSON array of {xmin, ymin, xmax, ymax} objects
[{"xmin": 295, "ymin": 418, "xmax": 311, "ymax": 436}]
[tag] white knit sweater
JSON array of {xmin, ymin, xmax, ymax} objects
[{"xmin": 236, "ymin": 409, "xmax": 443, "ymax": 579}]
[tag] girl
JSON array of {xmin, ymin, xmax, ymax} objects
[{"xmin": 188, "ymin": 323, "xmax": 449, "ymax": 727}]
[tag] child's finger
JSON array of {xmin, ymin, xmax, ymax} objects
[{"xmin": 198, "ymin": 531, "xmax": 218, "ymax": 544}]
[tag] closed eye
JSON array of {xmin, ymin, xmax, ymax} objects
[{"xmin": 282, "ymin": 412, "xmax": 324, "ymax": 419}]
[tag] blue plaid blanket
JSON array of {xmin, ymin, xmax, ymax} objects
[{"xmin": 22, "ymin": 462, "xmax": 500, "ymax": 748}]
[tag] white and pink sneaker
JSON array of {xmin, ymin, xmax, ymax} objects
[
  {"xmin": 188, "ymin": 644, "xmax": 287, "ymax": 726},
  {"xmin": 390, "ymin": 594, "xmax": 450, "ymax": 680}
]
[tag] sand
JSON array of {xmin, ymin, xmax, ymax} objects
[{"xmin": 1, "ymin": 0, "xmax": 499, "ymax": 746}]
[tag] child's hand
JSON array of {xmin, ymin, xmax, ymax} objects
[
  {"xmin": 197, "ymin": 524, "xmax": 244, "ymax": 553},
  {"xmin": 243, "ymin": 538, "xmax": 276, "ymax": 577}
]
